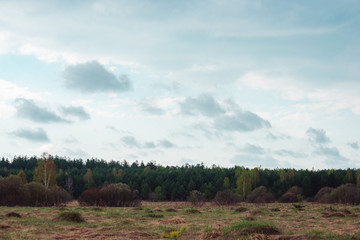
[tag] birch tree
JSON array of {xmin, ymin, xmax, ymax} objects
[{"xmin": 33, "ymin": 153, "xmax": 57, "ymax": 190}]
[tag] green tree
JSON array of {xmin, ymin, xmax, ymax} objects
[
  {"xmin": 17, "ymin": 170, "xmax": 27, "ymax": 184},
  {"xmin": 236, "ymin": 170, "xmax": 251, "ymax": 201},
  {"xmin": 223, "ymin": 177, "xmax": 230, "ymax": 189},
  {"xmin": 250, "ymin": 168, "xmax": 260, "ymax": 189},
  {"xmin": 83, "ymin": 168, "xmax": 94, "ymax": 185},
  {"xmin": 33, "ymin": 153, "xmax": 57, "ymax": 190},
  {"xmin": 345, "ymin": 168, "xmax": 354, "ymax": 184},
  {"xmin": 154, "ymin": 186, "xmax": 165, "ymax": 201},
  {"xmin": 356, "ymin": 169, "xmax": 360, "ymax": 188}
]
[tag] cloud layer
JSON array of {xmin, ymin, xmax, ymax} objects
[
  {"xmin": 121, "ymin": 136, "xmax": 176, "ymax": 149},
  {"xmin": 60, "ymin": 106, "xmax": 90, "ymax": 120},
  {"xmin": 63, "ymin": 61, "xmax": 131, "ymax": 93},
  {"xmin": 10, "ymin": 128, "xmax": 49, "ymax": 142},
  {"xmin": 14, "ymin": 98, "xmax": 69, "ymax": 123},
  {"xmin": 306, "ymin": 128, "xmax": 330, "ymax": 144}
]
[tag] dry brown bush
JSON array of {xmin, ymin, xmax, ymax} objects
[
  {"xmin": 314, "ymin": 187, "xmax": 334, "ymax": 203},
  {"xmin": 280, "ymin": 186, "xmax": 303, "ymax": 203},
  {"xmin": 46, "ymin": 186, "xmax": 73, "ymax": 206},
  {"xmin": 99, "ymin": 183, "xmax": 141, "ymax": 207},
  {"xmin": 246, "ymin": 186, "xmax": 275, "ymax": 203},
  {"xmin": 329, "ymin": 184, "xmax": 360, "ymax": 205},
  {"xmin": 187, "ymin": 190, "xmax": 206, "ymax": 206},
  {"xmin": 26, "ymin": 182, "xmax": 46, "ymax": 206},
  {"xmin": 0, "ymin": 175, "xmax": 30, "ymax": 206},
  {"xmin": 213, "ymin": 190, "xmax": 240, "ymax": 205},
  {"xmin": 78, "ymin": 187, "xmax": 101, "ymax": 206}
]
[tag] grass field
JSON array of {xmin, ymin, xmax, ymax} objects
[{"xmin": 1, "ymin": 202, "xmax": 360, "ymax": 239}]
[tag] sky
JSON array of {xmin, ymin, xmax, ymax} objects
[{"xmin": 0, "ymin": 0, "xmax": 359, "ymax": 169}]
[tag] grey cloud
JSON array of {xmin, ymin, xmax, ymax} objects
[
  {"xmin": 14, "ymin": 98, "xmax": 69, "ymax": 123},
  {"xmin": 230, "ymin": 154, "xmax": 279, "ymax": 169},
  {"xmin": 63, "ymin": 61, "xmax": 131, "ymax": 93},
  {"xmin": 214, "ymin": 110, "xmax": 271, "ymax": 132},
  {"xmin": 267, "ymin": 132, "xmax": 291, "ymax": 141},
  {"xmin": 144, "ymin": 141, "xmax": 156, "ymax": 148},
  {"xmin": 60, "ymin": 106, "xmax": 90, "ymax": 120},
  {"xmin": 158, "ymin": 139, "xmax": 176, "ymax": 148},
  {"xmin": 10, "ymin": 128, "xmax": 49, "ymax": 142},
  {"xmin": 121, "ymin": 136, "xmax": 176, "ymax": 149},
  {"xmin": 121, "ymin": 136, "xmax": 141, "ymax": 148},
  {"xmin": 306, "ymin": 127, "xmax": 330, "ymax": 144},
  {"xmin": 314, "ymin": 146, "xmax": 342, "ymax": 158},
  {"xmin": 241, "ymin": 143, "xmax": 266, "ymax": 155},
  {"xmin": 274, "ymin": 149, "xmax": 306, "ymax": 158},
  {"xmin": 180, "ymin": 94, "xmax": 225, "ymax": 117},
  {"xmin": 313, "ymin": 146, "xmax": 349, "ymax": 166},
  {"xmin": 63, "ymin": 148, "xmax": 89, "ymax": 158},
  {"xmin": 347, "ymin": 142, "xmax": 359, "ymax": 150}
]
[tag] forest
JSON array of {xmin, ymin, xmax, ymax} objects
[{"xmin": 1, "ymin": 154, "xmax": 359, "ymax": 203}]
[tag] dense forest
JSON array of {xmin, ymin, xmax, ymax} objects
[{"xmin": 0, "ymin": 155, "xmax": 359, "ymax": 201}]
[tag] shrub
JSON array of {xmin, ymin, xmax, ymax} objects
[
  {"xmin": 314, "ymin": 187, "xmax": 334, "ymax": 203},
  {"xmin": 46, "ymin": 186, "xmax": 73, "ymax": 206},
  {"xmin": 99, "ymin": 183, "xmax": 141, "ymax": 207},
  {"xmin": 280, "ymin": 186, "xmax": 303, "ymax": 203},
  {"xmin": 329, "ymin": 184, "xmax": 360, "ymax": 205},
  {"xmin": 187, "ymin": 190, "xmax": 206, "ymax": 206},
  {"xmin": 78, "ymin": 187, "xmax": 101, "ymax": 206},
  {"xmin": 0, "ymin": 175, "xmax": 30, "ymax": 206},
  {"xmin": 246, "ymin": 186, "xmax": 275, "ymax": 203},
  {"xmin": 213, "ymin": 190, "xmax": 240, "ymax": 206},
  {"xmin": 26, "ymin": 182, "xmax": 46, "ymax": 206}
]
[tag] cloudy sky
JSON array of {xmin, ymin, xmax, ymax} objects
[{"xmin": 1, "ymin": 0, "xmax": 359, "ymax": 169}]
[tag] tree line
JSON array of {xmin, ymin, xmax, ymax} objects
[{"xmin": 1, "ymin": 155, "xmax": 359, "ymax": 201}]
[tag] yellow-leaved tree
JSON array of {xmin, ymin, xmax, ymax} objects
[{"xmin": 33, "ymin": 153, "xmax": 57, "ymax": 190}]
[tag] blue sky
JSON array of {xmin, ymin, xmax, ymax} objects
[{"xmin": 0, "ymin": 0, "xmax": 359, "ymax": 169}]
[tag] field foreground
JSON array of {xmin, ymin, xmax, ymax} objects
[{"xmin": 1, "ymin": 202, "xmax": 360, "ymax": 239}]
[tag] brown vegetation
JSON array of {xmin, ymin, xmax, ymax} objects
[
  {"xmin": 213, "ymin": 189, "xmax": 240, "ymax": 205},
  {"xmin": 0, "ymin": 175, "xmax": 72, "ymax": 206},
  {"xmin": 78, "ymin": 183, "xmax": 141, "ymax": 207},
  {"xmin": 246, "ymin": 186, "xmax": 276, "ymax": 203},
  {"xmin": 187, "ymin": 190, "xmax": 206, "ymax": 207},
  {"xmin": 280, "ymin": 186, "xmax": 303, "ymax": 203}
]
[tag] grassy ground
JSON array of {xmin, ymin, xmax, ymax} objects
[{"xmin": 1, "ymin": 202, "xmax": 360, "ymax": 239}]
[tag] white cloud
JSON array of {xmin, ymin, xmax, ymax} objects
[
  {"xmin": 0, "ymin": 79, "xmax": 42, "ymax": 101},
  {"xmin": 238, "ymin": 72, "xmax": 306, "ymax": 101}
]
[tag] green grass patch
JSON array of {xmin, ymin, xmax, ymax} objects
[{"xmin": 54, "ymin": 211, "xmax": 85, "ymax": 223}]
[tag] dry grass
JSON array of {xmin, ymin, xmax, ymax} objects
[{"xmin": 0, "ymin": 202, "xmax": 359, "ymax": 239}]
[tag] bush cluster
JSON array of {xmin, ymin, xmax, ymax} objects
[
  {"xmin": 246, "ymin": 186, "xmax": 275, "ymax": 203},
  {"xmin": 314, "ymin": 184, "xmax": 360, "ymax": 205},
  {"xmin": 279, "ymin": 186, "xmax": 303, "ymax": 203},
  {"xmin": 0, "ymin": 175, "xmax": 72, "ymax": 206},
  {"xmin": 78, "ymin": 183, "xmax": 141, "ymax": 207},
  {"xmin": 213, "ymin": 189, "xmax": 240, "ymax": 205},
  {"xmin": 187, "ymin": 190, "xmax": 206, "ymax": 206}
]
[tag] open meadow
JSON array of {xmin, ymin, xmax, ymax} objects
[{"xmin": 1, "ymin": 202, "xmax": 360, "ymax": 240}]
